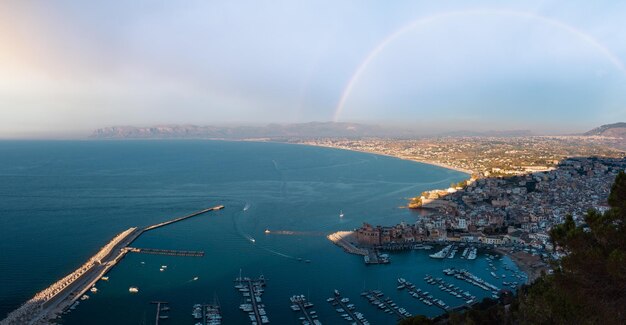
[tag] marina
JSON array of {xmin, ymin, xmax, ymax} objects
[
  {"xmin": 397, "ymin": 278, "xmax": 449, "ymax": 311},
  {"xmin": 234, "ymin": 273, "xmax": 269, "ymax": 324},
  {"xmin": 289, "ymin": 294, "xmax": 321, "ymax": 325},
  {"xmin": 361, "ymin": 289, "xmax": 411, "ymax": 320},
  {"xmin": 443, "ymin": 268, "xmax": 501, "ymax": 298},
  {"xmin": 327, "ymin": 290, "xmax": 369, "ymax": 325},
  {"xmin": 424, "ymin": 275, "xmax": 476, "ymax": 304},
  {"xmin": 192, "ymin": 303, "xmax": 222, "ymax": 325}
]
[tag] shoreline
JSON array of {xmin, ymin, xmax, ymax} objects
[
  {"xmin": 294, "ymin": 141, "xmax": 550, "ymax": 285},
  {"xmin": 282, "ymin": 141, "xmax": 474, "ymax": 176},
  {"xmin": 495, "ymin": 247, "xmax": 548, "ymax": 284}
]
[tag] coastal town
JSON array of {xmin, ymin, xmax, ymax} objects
[
  {"xmin": 315, "ymin": 136, "xmax": 626, "ymax": 281},
  {"xmin": 295, "ymin": 136, "xmax": 624, "ymax": 177}
]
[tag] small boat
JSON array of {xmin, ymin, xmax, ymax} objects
[
  {"xmin": 250, "ymin": 238, "xmax": 256, "ymax": 243},
  {"xmin": 90, "ymin": 287, "xmax": 98, "ymax": 293},
  {"xmin": 80, "ymin": 294, "xmax": 89, "ymax": 301},
  {"xmin": 101, "ymin": 276, "xmax": 109, "ymax": 281},
  {"xmin": 264, "ymin": 229, "xmax": 270, "ymax": 234},
  {"xmin": 161, "ymin": 265, "xmax": 167, "ymax": 269},
  {"xmin": 339, "ymin": 210, "xmax": 344, "ymax": 218},
  {"xmin": 193, "ymin": 276, "xmax": 199, "ymax": 281},
  {"xmin": 129, "ymin": 286, "xmax": 139, "ymax": 293}
]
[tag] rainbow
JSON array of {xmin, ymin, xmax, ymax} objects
[{"xmin": 333, "ymin": 9, "xmax": 626, "ymax": 122}]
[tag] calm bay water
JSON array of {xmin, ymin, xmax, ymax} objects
[{"xmin": 0, "ymin": 140, "xmax": 521, "ymax": 324}]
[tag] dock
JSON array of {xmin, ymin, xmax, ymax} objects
[
  {"xmin": 235, "ymin": 274, "xmax": 269, "ymax": 324},
  {"xmin": 328, "ymin": 290, "xmax": 368, "ymax": 324},
  {"xmin": 125, "ymin": 247, "xmax": 204, "ymax": 257},
  {"xmin": 2, "ymin": 205, "xmax": 224, "ymax": 325},
  {"xmin": 144, "ymin": 205, "xmax": 224, "ymax": 232},
  {"xmin": 290, "ymin": 294, "xmax": 321, "ymax": 325},
  {"xmin": 398, "ymin": 278, "xmax": 449, "ymax": 312},
  {"xmin": 362, "ymin": 290, "xmax": 410, "ymax": 320},
  {"xmin": 151, "ymin": 301, "xmax": 169, "ymax": 325}
]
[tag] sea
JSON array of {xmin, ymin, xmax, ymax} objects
[{"xmin": 0, "ymin": 140, "xmax": 523, "ymax": 324}]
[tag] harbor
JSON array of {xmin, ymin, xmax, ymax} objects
[
  {"xmin": 2, "ymin": 206, "xmax": 224, "ymax": 325},
  {"xmin": 397, "ymin": 277, "xmax": 450, "ymax": 311},
  {"xmin": 361, "ymin": 290, "xmax": 411, "ymax": 320},
  {"xmin": 327, "ymin": 290, "xmax": 369, "ymax": 325},
  {"xmin": 234, "ymin": 273, "xmax": 269, "ymax": 324},
  {"xmin": 289, "ymin": 294, "xmax": 321, "ymax": 325},
  {"xmin": 192, "ymin": 303, "xmax": 222, "ymax": 325}
]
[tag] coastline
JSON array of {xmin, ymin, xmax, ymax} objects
[
  {"xmin": 495, "ymin": 247, "xmax": 548, "ymax": 284},
  {"xmin": 283, "ymin": 141, "xmax": 475, "ymax": 176},
  {"xmin": 291, "ymin": 141, "xmax": 550, "ymax": 286}
]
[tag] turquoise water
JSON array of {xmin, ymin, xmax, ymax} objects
[{"xmin": 0, "ymin": 140, "xmax": 521, "ymax": 324}]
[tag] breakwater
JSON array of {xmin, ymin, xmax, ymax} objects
[
  {"xmin": 1, "ymin": 206, "xmax": 223, "ymax": 325},
  {"xmin": 327, "ymin": 231, "xmax": 368, "ymax": 256}
]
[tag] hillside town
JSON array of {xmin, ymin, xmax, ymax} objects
[{"xmin": 352, "ymin": 157, "xmax": 625, "ymax": 258}]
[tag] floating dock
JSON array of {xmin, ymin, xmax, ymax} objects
[
  {"xmin": 124, "ymin": 247, "xmax": 204, "ymax": 257},
  {"xmin": 235, "ymin": 274, "xmax": 269, "ymax": 324},
  {"xmin": 151, "ymin": 301, "xmax": 169, "ymax": 325},
  {"xmin": 290, "ymin": 294, "xmax": 321, "ymax": 325},
  {"xmin": 398, "ymin": 278, "xmax": 449, "ymax": 312},
  {"xmin": 327, "ymin": 290, "xmax": 368, "ymax": 324},
  {"xmin": 362, "ymin": 290, "xmax": 410, "ymax": 320}
]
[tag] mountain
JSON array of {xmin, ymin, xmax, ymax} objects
[
  {"xmin": 583, "ymin": 122, "xmax": 626, "ymax": 138},
  {"xmin": 90, "ymin": 122, "xmax": 393, "ymax": 139}
]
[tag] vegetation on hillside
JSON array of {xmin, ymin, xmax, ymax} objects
[{"xmin": 400, "ymin": 171, "xmax": 626, "ymax": 325}]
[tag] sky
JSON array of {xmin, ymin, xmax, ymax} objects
[{"xmin": 2, "ymin": 0, "xmax": 626, "ymax": 138}]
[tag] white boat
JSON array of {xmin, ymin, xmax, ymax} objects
[
  {"xmin": 90, "ymin": 287, "xmax": 98, "ymax": 293},
  {"xmin": 101, "ymin": 276, "xmax": 109, "ymax": 281},
  {"xmin": 129, "ymin": 286, "xmax": 139, "ymax": 293},
  {"xmin": 339, "ymin": 210, "xmax": 344, "ymax": 218}
]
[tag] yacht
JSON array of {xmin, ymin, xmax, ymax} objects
[{"xmin": 128, "ymin": 286, "xmax": 139, "ymax": 293}]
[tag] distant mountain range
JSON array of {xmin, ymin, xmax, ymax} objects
[
  {"xmin": 91, "ymin": 122, "xmax": 542, "ymax": 139},
  {"xmin": 93, "ymin": 122, "xmax": 626, "ymax": 139},
  {"xmin": 583, "ymin": 122, "xmax": 626, "ymax": 138},
  {"xmin": 91, "ymin": 122, "xmax": 392, "ymax": 139}
]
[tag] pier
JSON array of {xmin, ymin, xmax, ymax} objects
[
  {"xmin": 144, "ymin": 205, "xmax": 224, "ymax": 232},
  {"xmin": 2, "ymin": 205, "xmax": 224, "ymax": 325},
  {"xmin": 362, "ymin": 290, "xmax": 409, "ymax": 320},
  {"xmin": 398, "ymin": 278, "xmax": 449, "ymax": 312},
  {"xmin": 328, "ymin": 291, "xmax": 368, "ymax": 325},
  {"xmin": 235, "ymin": 274, "xmax": 269, "ymax": 324},
  {"xmin": 151, "ymin": 301, "xmax": 169, "ymax": 325},
  {"xmin": 125, "ymin": 247, "xmax": 204, "ymax": 257},
  {"xmin": 290, "ymin": 295, "xmax": 320, "ymax": 325}
]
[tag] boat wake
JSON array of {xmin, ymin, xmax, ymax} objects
[{"xmin": 259, "ymin": 246, "xmax": 298, "ymax": 260}]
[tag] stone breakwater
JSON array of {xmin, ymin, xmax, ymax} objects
[
  {"xmin": 1, "ymin": 227, "xmax": 138, "ymax": 325},
  {"xmin": 327, "ymin": 231, "xmax": 368, "ymax": 256}
]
